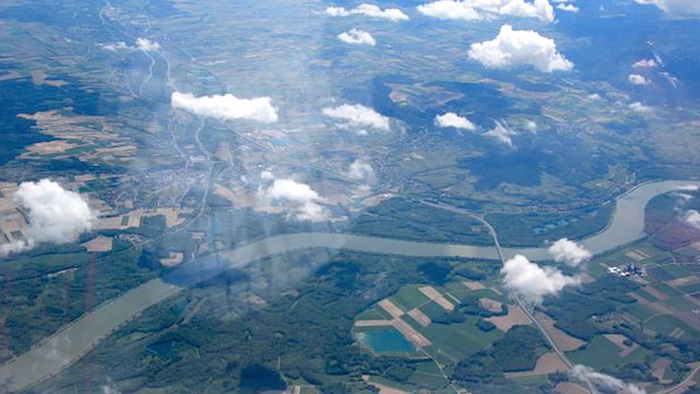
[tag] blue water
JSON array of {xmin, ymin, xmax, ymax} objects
[{"xmin": 358, "ymin": 328, "xmax": 415, "ymax": 354}]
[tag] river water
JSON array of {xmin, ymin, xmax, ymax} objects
[{"xmin": 1, "ymin": 179, "xmax": 698, "ymax": 392}]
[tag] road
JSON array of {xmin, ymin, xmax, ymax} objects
[
  {"xmin": 1, "ymin": 180, "xmax": 699, "ymax": 392},
  {"xmin": 418, "ymin": 199, "xmax": 596, "ymax": 393}
]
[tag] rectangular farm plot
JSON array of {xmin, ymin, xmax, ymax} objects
[
  {"xmin": 486, "ymin": 305, "xmax": 531, "ymax": 332},
  {"xmin": 379, "ymin": 299, "xmax": 406, "ymax": 319},
  {"xmin": 418, "ymin": 286, "xmax": 455, "ymax": 311},
  {"xmin": 678, "ymin": 281, "xmax": 700, "ymax": 295},
  {"xmin": 568, "ymin": 335, "xmax": 650, "ymax": 369},
  {"xmin": 504, "ymin": 352, "xmax": 569, "ymax": 378},
  {"xmin": 419, "ymin": 301, "xmax": 449, "ymax": 319},
  {"xmin": 390, "ymin": 285, "xmax": 431, "ymax": 311},
  {"xmin": 407, "ymin": 308, "xmax": 431, "ymax": 327},
  {"xmin": 646, "ymin": 314, "xmax": 698, "ymax": 337},
  {"xmin": 622, "ymin": 302, "xmax": 657, "ymax": 322}
]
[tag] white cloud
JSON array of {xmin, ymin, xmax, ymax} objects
[
  {"xmin": 570, "ymin": 365, "xmax": 647, "ymax": 394},
  {"xmin": 587, "ymin": 93, "xmax": 602, "ymax": 100},
  {"xmin": 628, "ymin": 74, "xmax": 650, "ymax": 85},
  {"xmin": 102, "ymin": 41, "xmax": 131, "ymax": 51},
  {"xmin": 483, "ymin": 120, "xmax": 516, "ymax": 146},
  {"xmin": 501, "ymin": 254, "xmax": 580, "ymax": 304},
  {"xmin": 171, "ymin": 92, "xmax": 278, "ymax": 123},
  {"xmin": 1, "ymin": 179, "xmax": 96, "ymax": 256},
  {"xmin": 634, "ymin": 0, "xmax": 700, "ymax": 17},
  {"xmin": 325, "ymin": 4, "xmax": 409, "ymax": 21},
  {"xmin": 525, "ymin": 120, "xmax": 538, "ymax": 132},
  {"xmin": 337, "ymin": 29, "xmax": 377, "ymax": 46},
  {"xmin": 632, "ymin": 59, "xmax": 658, "ymax": 68},
  {"xmin": 435, "ymin": 112, "xmax": 476, "ymax": 131},
  {"xmin": 102, "ymin": 38, "xmax": 160, "ymax": 52},
  {"xmin": 684, "ymin": 209, "xmax": 700, "ymax": 229},
  {"xmin": 417, "ymin": 0, "xmax": 555, "ymax": 23},
  {"xmin": 679, "ymin": 185, "xmax": 700, "ymax": 191},
  {"xmin": 629, "ymin": 102, "xmax": 653, "ymax": 114},
  {"xmin": 556, "ymin": 3, "xmax": 579, "ymax": 12},
  {"xmin": 135, "ymin": 38, "xmax": 160, "ymax": 51},
  {"xmin": 548, "ymin": 238, "xmax": 592, "ymax": 266},
  {"xmin": 322, "ymin": 104, "xmax": 390, "ymax": 131},
  {"xmin": 347, "ymin": 160, "xmax": 375, "ymax": 181},
  {"xmin": 468, "ymin": 25, "xmax": 573, "ymax": 72},
  {"xmin": 262, "ymin": 177, "xmax": 329, "ymax": 221}
]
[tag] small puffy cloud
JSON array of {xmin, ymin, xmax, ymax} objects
[
  {"xmin": 1, "ymin": 179, "xmax": 96, "ymax": 256},
  {"xmin": 435, "ymin": 112, "xmax": 476, "ymax": 131},
  {"xmin": 679, "ymin": 185, "xmax": 700, "ymax": 191},
  {"xmin": 501, "ymin": 254, "xmax": 580, "ymax": 304},
  {"xmin": 325, "ymin": 4, "xmax": 409, "ymax": 21},
  {"xmin": 629, "ymin": 102, "xmax": 653, "ymax": 114},
  {"xmin": 556, "ymin": 3, "xmax": 579, "ymax": 12},
  {"xmin": 417, "ymin": 0, "xmax": 555, "ymax": 23},
  {"xmin": 483, "ymin": 120, "xmax": 516, "ymax": 146},
  {"xmin": 263, "ymin": 177, "xmax": 329, "ymax": 221},
  {"xmin": 171, "ymin": 92, "xmax": 278, "ymax": 123},
  {"xmin": 347, "ymin": 159, "xmax": 375, "ymax": 181},
  {"xmin": 102, "ymin": 38, "xmax": 159, "ymax": 52},
  {"xmin": 468, "ymin": 25, "xmax": 573, "ymax": 72},
  {"xmin": 587, "ymin": 93, "xmax": 602, "ymax": 100},
  {"xmin": 322, "ymin": 104, "xmax": 390, "ymax": 131},
  {"xmin": 102, "ymin": 41, "xmax": 131, "ymax": 51},
  {"xmin": 684, "ymin": 209, "xmax": 700, "ymax": 229},
  {"xmin": 136, "ymin": 38, "xmax": 160, "ymax": 51},
  {"xmin": 525, "ymin": 120, "xmax": 538, "ymax": 132},
  {"xmin": 570, "ymin": 365, "xmax": 647, "ymax": 394},
  {"xmin": 634, "ymin": 0, "xmax": 700, "ymax": 17},
  {"xmin": 632, "ymin": 59, "xmax": 658, "ymax": 68},
  {"xmin": 628, "ymin": 74, "xmax": 650, "ymax": 85},
  {"xmin": 337, "ymin": 29, "xmax": 377, "ymax": 46},
  {"xmin": 548, "ymin": 238, "xmax": 592, "ymax": 266}
]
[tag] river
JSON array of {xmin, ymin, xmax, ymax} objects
[{"xmin": 0, "ymin": 179, "xmax": 697, "ymax": 392}]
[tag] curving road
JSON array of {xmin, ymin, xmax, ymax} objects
[{"xmin": 0, "ymin": 180, "xmax": 698, "ymax": 392}]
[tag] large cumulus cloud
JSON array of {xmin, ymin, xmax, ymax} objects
[
  {"xmin": 171, "ymin": 92, "xmax": 278, "ymax": 123},
  {"xmin": 468, "ymin": 25, "xmax": 573, "ymax": 72},
  {"xmin": 417, "ymin": 0, "xmax": 554, "ymax": 23},
  {"xmin": 501, "ymin": 254, "xmax": 580, "ymax": 304},
  {"xmin": 1, "ymin": 179, "xmax": 96, "ymax": 256}
]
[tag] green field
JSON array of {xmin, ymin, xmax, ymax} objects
[
  {"xmin": 419, "ymin": 300, "xmax": 449, "ymax": 319},
  {"xmin": 678, "ymin": 281, "xmax": 700, "ymax": 295},
  {"xmin": 568, "ymin": 336, "xmax": 649, "ymax": 368},
  {"xmin": 652, "ymin": 282, "xmax": 686, "ymax": 298},
  {"xmin": 390, "ymin": 285, "xmax": 431, "ymax": 311},
  {"xmin": 659, "ymin": 264, "xmax": 693, "ymax": 280},
  {"xmin": 646, "ymin": 315, "xmax": 698, "ymax": 337},
  {"xmin": 622, "ymin": 302, "xmax": 657, "ymax": 322},
  {"xmin": 633, "ymin": 288, "xmax": 659, "ymax": 302},
  {"xmin": 355, "ymin": 308, "xmax": 388, "ymax": 321},
  {"xmin": 661, "ymin": 296, "xmax": 699, "ymax": 313},
  {"xmin": 422, "ymin": 316, "xmax": 503, "ymax": 362}
]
